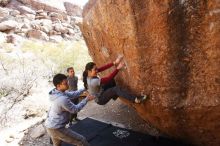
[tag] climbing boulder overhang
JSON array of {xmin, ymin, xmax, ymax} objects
[{"xmin": 80, "ymin": 0, "xmax": 220, "ymax": 145}]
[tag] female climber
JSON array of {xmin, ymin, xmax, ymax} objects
[{"xmin": 82, "ymin": 56, "xmax": 147, "ymax": 105}]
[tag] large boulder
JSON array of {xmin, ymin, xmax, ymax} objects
[
  {"xmin": 49, "ymin": 35, "xmax": 63, "ymax": 43},
  {"xmin": 53, "ymin": 23, "xmax": 68, "ymax": 34},
  {"xmin": 17, "ymin": 5, "xmax": 36, "ymax": 15},
  {"xmin": 26, "ymin": 29, "xmax": 49, "ymax": 41},
  {"xmin": 29, "ymin": 124, "xmax": 45, "ymax": 139},
  {"xmin": 0, "ymin": 20, "xmax": 18, "ymax": 31},
  {"xmin": 80, "ymin": 0, "xmax": 220, "ymax": 146},
  {"xmin": 49, "ymin": 12, "xmax": 64, "ymax": 22},
  {"xmin": 9, "ymin": 10, "xmax": 20, "ymax": 16},
  {"xmin": 0, "ymin": 7, "xmax": 9, "ymax": 17}
]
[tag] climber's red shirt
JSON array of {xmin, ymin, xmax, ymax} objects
[{"xmin": 97, "ymin": 62, "xmax": 119, "ymax": 85}]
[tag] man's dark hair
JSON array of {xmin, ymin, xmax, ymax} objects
[
  {"xmin": 53, "ymin": 74, "xmax": 67, "ymax": 87},
  {"xmin": 67, "ymin": 67, "xmax": 74, "ymax": 72}
]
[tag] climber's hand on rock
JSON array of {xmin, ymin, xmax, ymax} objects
[
  {"xmin": 114, "ymin": 55, "xmax": 123, "ymax": 66},
  {"xmin": 116, "ymin": 62, "xmax": 125, "ymax": 70}
]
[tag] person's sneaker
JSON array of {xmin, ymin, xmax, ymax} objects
[
  {"xmin": 135, "ymin": 95, "xmax": 148, "ymax": 104},
  {"xmin": 68, "ymin": 120, "xmax": 77, "ymax": 127},
  {"xmin": 68, "ymin": 118, "xmax": 80, "ymax": 127},
  {"xmin": 75, "ymin": 117, "xmax": 81, "ymax": 121}
]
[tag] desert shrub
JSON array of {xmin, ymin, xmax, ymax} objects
[
  {"xmin": 21, "ymin": 40, "xmax": 92, "ymax": 76},
  {"xmin": 0, "ymin": 39, "xmax": 91, "ymax": 100},
  {"xmin": 0, "ymin": 51, "xmax": 38, "ymax": 98}
]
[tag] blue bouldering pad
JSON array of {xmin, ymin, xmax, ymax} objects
[{"xmin": 62, "ymin": 118, "xmax": 189, "ymax": 146}]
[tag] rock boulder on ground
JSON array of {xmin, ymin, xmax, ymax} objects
[
  {"xmin": 27, "ymin": 29, "xmax": 49, "ymax": 41},
  {"xmin": 80, "ymin": 0, "xmax": 220, "ymax": 146},
  {"xmin": 0, "ymin": 20, "xmax": 18, "ymax": 31},
  {"xmin": 29, "ymin": 124, "xmax": 45, "ymax": 139},
  {"xmin": 0, "ymin": 7, "xmax": 9, "ymax": 17}
]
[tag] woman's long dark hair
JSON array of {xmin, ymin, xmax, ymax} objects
[{"xmin": 83, "ymin": 62, "xmax": 96, "ymax": 89}]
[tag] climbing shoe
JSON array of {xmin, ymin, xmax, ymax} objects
[{"xmin": 135, "ymin": 95, "xmax": 148, "ymax": 104}]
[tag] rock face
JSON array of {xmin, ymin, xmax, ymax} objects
[{"xmin": 81, "ymin": 0, "xmax": 220, "ymax": 146}]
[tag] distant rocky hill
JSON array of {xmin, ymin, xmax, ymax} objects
[{"xmin": 0, "ymin": 0, "xmax": 83, "ymax": 44}]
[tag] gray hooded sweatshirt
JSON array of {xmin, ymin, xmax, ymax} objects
[{"xmin": 45, "ymin": 88, "xmax": 88, "ymax": 129}]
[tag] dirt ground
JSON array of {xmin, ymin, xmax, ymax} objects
[{"xmin": 19, "ymin": 99, "xmax": 160, "ymax": 146}]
